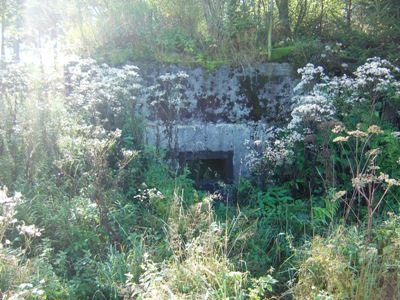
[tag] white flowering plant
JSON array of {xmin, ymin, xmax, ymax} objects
[
  {"xmin": 292, "ymin": 57, "xmax": 400, "ymax": 131},
  {"xmin": 247, "ymin": 63, "xmax": 332, "ymax": 185},
  {"xmin": 65, "ymin": 57, "xmax": 142, "ymax": 131},
  {"xmin": 142, "ymin": 71, "xmax": 191, "ymax": 124},
  {"xmin": 138, "ymin": 71, "xmax": 191, "ymax": 167},
  {"xmin": 246, "ymin": 127, "xmax": 303, "ymax": 184},
  {"xmin": 0, "ymin": 188, "xmax": 65, "ymax": 298},
  {"xmin": 55, "ymin": 122, "xmax": 139, "ymax": 244},
  {"xmin": 331, "ymin": 124, "xmax": 400, "ymax": 239},
  {"xmin": 327, "ymin": 57, "xmax": 400, "ymax": 125},
  {"xmin": 249, "ymin": 57, "xmax": 400, "ymax": 197},
  {"xmin": 0, "ymin": 187, "xmax": 21, "ymax": 244},
  {"xmin": 0, "ymin": 62, "xmax": 31, "ymax": 185}
]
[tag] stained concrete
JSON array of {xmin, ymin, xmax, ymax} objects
[
  {"xmin": 146, "ymin": 123, "xmax": 274, "ymax": 180},
  {"xmin": 136, "ymin": 62, "xmax": 295, "ymax": 124},
  {"xmin": 136, "ymin": 62, "xmax": 296, "ymax": 181}
]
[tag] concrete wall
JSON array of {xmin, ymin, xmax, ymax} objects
[
  {"xmin": 145, "ymin": 123, "xmax": 272, "ymax": 180},
  {"xmin": 136, "ymin": 62, "xmax": 295, "ymax": 124},
  {"xmin": 136, "ymin": 62, "xmax": 296, "ymax": 181}
]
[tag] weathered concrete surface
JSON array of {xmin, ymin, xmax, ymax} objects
[
  {"xmin": 146, "ymin": 122, "xmax": 272, "ymax": 181},
  {"xmin": 136, "ymin": 62, "xmax": 295, "ymax": 124},
  {"xmin": 136, "ymin": 62, "xmax": 296, "ymax": 181}
]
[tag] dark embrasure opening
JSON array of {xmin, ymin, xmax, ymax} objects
[{"xmin": 178, "ymin": 151, "xmax": 233, "ymax": 189}]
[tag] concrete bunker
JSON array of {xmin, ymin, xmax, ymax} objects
[
  {"xmin": 138, "ymin": 62, "xmax": 295, "ymax": 184},
  {"xmin": 179, "ymin": 151, "xmax": 233, "ymax": 189}
]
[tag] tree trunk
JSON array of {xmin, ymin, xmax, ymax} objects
[
  {"xmin": 268, "ymin": 0, "xmax": 273, "ymax": 60},
  {"xmin": 347, "ymin": 0, "xmax": 352, "ymax": 28},
  {"xmin": 275, "ymin": 0, "xmax": 291, "ymax": 37},
  {"xmin": 13, "ymin": 39, "xmax": 19, "ymax": 62},
  {"xmin": 201, "ymin": 0, "xmax": 224, "ymax": 39},
  {"xmin": 1, "ymin": 1, "xmax": 5, "ymax": 61},
  {"xmin": 319, "ymin": 0, "xmax": 324, "ymax": 35},
  {"xmin": 293, "ymin": 0, "xmax": 307, "ymax": 35}
]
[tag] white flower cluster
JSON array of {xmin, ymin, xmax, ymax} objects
[
  {"xmin": 294, "ymin": 63, "xmax": 326, "ymax": 95},
  {"xmin": 248, "ymin": 57, "xmax": 400, "ymax": 179},
  {"xmin": 65, "ymin": 57, "xmax": 142, "ymax": 126},
  {"xmin": 134, "ymin": 187, "xmax": 164, "ymax": 202},
  {"xmin": 247, "ymin": 64, "xmax": 335, "ymax": 175},
  {"xmin": 141, "ymin": 71, "xmax": 191, "ymax": 124},
  {"xmin": 288, "ymin": 93, "xmax": 336, "ymax": 133},
  {"xmin": 246, "ymin": 127, "xmax": 302, "ymax": 179},
  {"xmin": 327, "ymin": 57, "xmax": 400, "ymax": 106},
  {"xmin": 261, "ymin": 131, "xmax": 303, "ymax": 166},
  {"xmin": 353, "ymin": 57, "xmax": 399, "ymax": 92},
  {"xmin": 56, "ymin": 123, "xmax": 123, "ymax": 177},
  {"xmin": 17, "ymin": 224, "xmax": 43, "ymax": 237},
  {"xmin": 323, "ymin": 42, "xmax": 342, "ymax": 54},
  {"xmin": 290, "ymin": 58, "xmax": 400, "ymax": 133},
  {"xmin": 0, "ymin": 63, "xmax": 30, "ymax": 99},
  {"xmin": 121, "ymin": 148, "xmax": 135, "ymax": 159},
  {"xmin": 290, "ymin": 64, "xmax": 336, "ymax": 134},
  {"xmin": 0, "ymin": 187, "xmax": 21, "ymax": 228},
  {"xmin": 0, "ymin": 186, "xmax": 22, "ymax": 207}
]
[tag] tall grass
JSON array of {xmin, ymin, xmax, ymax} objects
[
  {"xmin": 292, "ymin": 220, "xmax": 400, "ymax": 300},
  {"xmin": 120, "ymin": 190, "xmax": 276, "ymax": 299}
]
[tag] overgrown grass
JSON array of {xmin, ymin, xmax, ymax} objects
[
  {"xmin": 292, "ymin": 218, "xmax": 400, "ymax": 300},
  {"xmin": 121, "ymin": 190, "xmax": 277, "ymax": 299},
  {"xmin": 1, "ymin": 56, "xmax": 400, "ymax": 299}
]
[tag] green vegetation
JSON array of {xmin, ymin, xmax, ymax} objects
[
  {"xmin": 0, "ymin": 0, "xmax": 400, "ymax": 299},
  {"xmin": 3, "ymin": 0, "xmax": 399, "ymax": 69}
]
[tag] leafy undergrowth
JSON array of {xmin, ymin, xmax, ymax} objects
[
  {"xmin": 1, "ymin": 56, "xmax": 400, "ymax": 299},
  {"xmin": 2, "ymin": 177, "xmax": 400, "ymax": 299},
  {"xmin": 293, "ymin": 216, "xmax": 400, "ymax": 300}
]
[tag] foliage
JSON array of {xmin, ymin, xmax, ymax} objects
[
  {"xmin": 269, "ymin": 46, "xmax": 294, "ymax": 62},
  {"xmin": 95, "ymin": 242, "xmax": 145, "ymax": 299},
  {"xmin": 289, "ymin": 38, "xmax": 326, "ymax": 71},
  {"xmin": 0, "ymin": 57, "xmax": 146, "ymax": 298},
  {"xmin": 1, "ymin": 32, "xmax": 400, "ymax": 300},
  {"xmin": 0, "ymin": 61, "xmax": 65, "ymax": 189},
  {"xmin": 332, "ymin": 124, "xmax": 400, "ymax": 238},
  {"xmin": 65, "ymin": 57, "xmax": 142, "ymax": 131},
  {"xmin": 123, "ymin": 193, "xmax": 278, "ymax": 299},
  {"xmin": 292, "ymin": 217, "xmax": 400, "ymax": 300},
  {"xmin": 239, "ymin": 55, "xmax": 400, "ymax": 298},
  {"xmin": 248, "ymin": 57, "xmax": 400, "ymax": 195},
  {"xmin": 0, "ymin": 187, "xmax": 69, "ymax": 299},
  {"xmin": 57, "ymin": 0, "xmax": 400, "ymax": 66},
  {"xmin": 3, "ymin": 0, "xmax": 400, "ymax": 68}
]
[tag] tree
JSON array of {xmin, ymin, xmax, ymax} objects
[
  {"xmin": 275, "ymin": 0, "xmax": 291, "ymax": 37},
  {"xmin": 0, "ymin": 0, "xmax": 23, "ymax": 61},
  {"xmin": 24, "ymin": 0, "xmax": 65, "ymax": 68},
  {"xmin": 345, "ymin": 0, "xmax": 353, "ymax": 28},
  {"xmin": 268, "ymin": 0, "xmax": 273, "ymax": 59},
  {"xmin": 291, "ymin": 0, "xmax": 308, "ymax": 35},
  {"xmin": 201, "ymin": 0, "xmax": 225, "ymax": 39}
]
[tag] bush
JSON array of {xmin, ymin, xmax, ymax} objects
[{"xmin": 292, "ymin": 216, "xmax": 400, "ymax": 300}]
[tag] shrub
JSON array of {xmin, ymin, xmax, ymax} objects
[{"xmin": 293, "ymin": 217, "xmax": 400, "ymax": 300}]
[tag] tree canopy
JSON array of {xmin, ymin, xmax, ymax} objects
[{"xmin": 1, "ymin": 0, "xmax": 399, "ymax": 66}]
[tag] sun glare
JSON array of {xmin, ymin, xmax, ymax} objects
[{"xmin": 15, "ymin": 0, "xmax": 67, "ymax": 69}]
